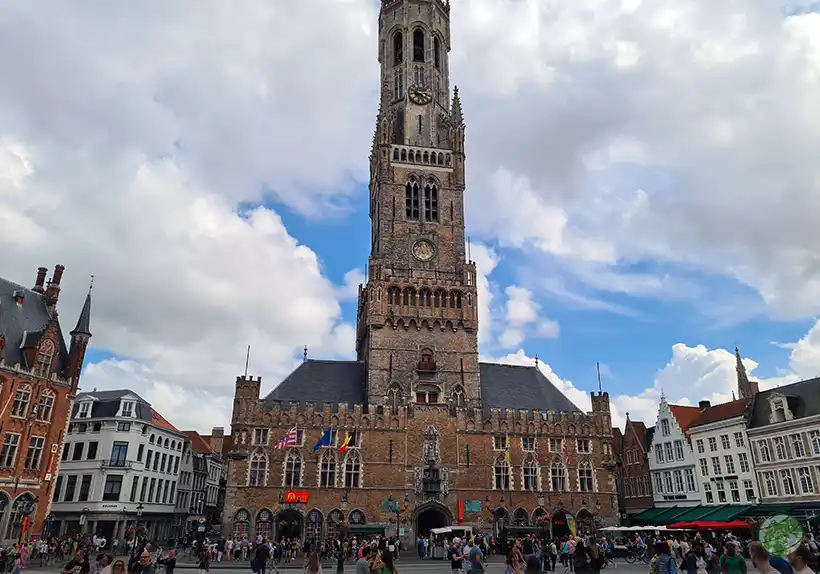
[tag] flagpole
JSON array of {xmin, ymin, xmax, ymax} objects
[{"xmin": 596, "ymin": 362, "xmax": 602, "ymax": 393}]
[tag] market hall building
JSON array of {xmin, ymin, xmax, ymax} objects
[{"xmin": 222, "ymin": 0, "xmax": 618, "ymax": 544}]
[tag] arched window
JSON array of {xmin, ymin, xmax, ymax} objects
[
  {"xmin": 522, "ymin": 455, "xmax": 539, "ymax": 491},
  {"xmin": 578, "ymin": 460, "xmax": 595, "ymax": 492},
  {"xmin": 256, "ymin": 509, "xmax": 273, "ymax": 540},
  {"xmin": 434, "ymin": 36, "xmax": 442, "ymax": 69},
  {"xmin": 449, "ymin": 291, "xmax": 462, "ymax": 309},
  {"xmin": 403, "ymin": 288, "xmax": 416, "ymax": 306},
  {"xmin": 393, "ymin": 68, "xmax": 404, "ymax": 101},
  {"xmin": 419, "ymin": 289, "xmax": 432, "ymax": 306},
  {"xmin": 327, "ymin": 509, "xmax": 344, "ymax": 539},
  {"xmin": 419, "ymin": 349, "xmax": 434, "ymax": 371},
  {"xmin": 424, "ymin": 182, "xmax": 439, "ymax": 222},
  {"xmin": 35, "ymin": 340, "xmax": 55, "ymax": 377},
  {"xmin": 452, "ymin": 387, "xmax": 466, "ymax": 408},
  {"xmin": 344, "ymin": 452, "xmax": 362, "ymax": 488},
  {"xmin": 11, "ymin": 384, "xmax": 31, "ymax": 418},
  {"xmin": 413, "ymin": 29, "xmax": 425, "ymax": 62},
  {"xmin": 393, "ymin": 31, "xmax": 403, "ymax": 66},
  {"xmin": 551, "ymin": 461, "xmax": 566, "ymax": 491},
  {"xmin": 233, "ymin": 509, "xmax": 250, "ymax": 539},
  {"xmin": 35, "ymin": 390, "xmax": 55, "ymax": 422},
  {"xmin": 149, "ymin": 435, "xmax": 155, "ymax": 444},
  {"xmin": 494, "ymin": 454, "xmax": 510, "ymax": 490},
  {"xmin": 319, "ymin": 451, "xmax": 337, "ymax": 487},
  {"xmin": 387, "ymin": 387, "xmax": 402, "ymax": 416},
  {"xmin": 249, "ymin": 451, "xmax": 267, "ymax": 487},
  {"xmin": 405, "ymin": 178, "xmax": 420, "ymax": 220},
  {"xmin": 284, "ymin": 451, "xmax": 302, "ymax": 487},
  {"xmin": 6, "ymin": 494, "xmax": 36, "ymax": 541},
  {"xmin": 434, "ymin": 289, "xmax": 446, "ymax": 308},
  {"xmin": 388, "ymin": 286, "xmax": 400, "ymax": 305},
  {"xmin": 164, "ymin": 438, "xmax": 169, "ymax": 448},
  {"xmin": 307, "ymin": 508, "xmax": 323, "ymax": 540},
  {"xmin": 513, "ymin": 507, "xmax": 530, "ymax": 526}
]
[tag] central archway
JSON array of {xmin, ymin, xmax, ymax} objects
[
  {"xmin": 414, "ymin": 501, "xmax": 452, "ymax": 538},
  {"xmin": 275, "ymin": 508, "xmax": 303, "ymax": 541}
]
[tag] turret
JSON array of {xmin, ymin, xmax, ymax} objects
[{"xmin": 66, "ymin": 286, "xmax": 92, "ymax": 389}]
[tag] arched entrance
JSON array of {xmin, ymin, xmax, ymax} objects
[
  {"xmin": 551, "ymin": 510, "xmax": 571, "ymax": 538},
  {"xmin": 576, "ymin": 508, "xmax": 593, "ymax": 537},
  {"xmin": 275, "ymin": 508, "xmax": 303, "ymax": 541},
  {"xmin": 414, "ymin": 502, "xmax": 452, "ymax": 538}
]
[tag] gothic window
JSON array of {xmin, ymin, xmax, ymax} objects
[
  {"xmin": 35, "ymin": 340, "xmax": 55, "ymax": 377},
  {"xmin": 256, "ymin": 509, "xmax": 272, "ymax": 540},
  {"xmin": 233, "ymin": 509, "xmax": 250, "ymax": 539},
  {"xmin": 451, "ymin": 386, "xmax": 465, "ymax": 408},
  {"xmin": 11, "ymin": 385, "xmax": 31, "ymax": 419},
  {"xmin": 249, "ymin": 451, "xmax": 267, "ymax": 486},
  {"xmin": 387, "ymin": 387, "xmax": 402, "ymax": 415},
  {"xmin": 449, "ymin": 291, "xmax": 462, "ymax": 309},
  {"xmin": 424, "ymin": 182, "xmax": 439, "ymax": 222},
  {"xmin": 284, "ymin": 451, "xmax": 302, "ymax": 487},
  {"xmin": 405, "ymin": 178, "xmax": 420, "ymax": 220},
  {"xmin": 344, "ymin": 452, "xmax": 361, "ymax": 488},
  {"xmin": 403, "ymin": 287, "xmax": 415, "ymax": 306},
  {"xmin": 413, "ymin": 29, "xmax": 425, "ymax": 62},
  {"xmin": 35, "ymin": 390, "xmax": 55, "ymax": 422},
  {"xmin": 393, "ymin": 31, "xmax": 403, "ymax": 66},
  {"xmin": 328, "ymin": 509, "xmax": 344, "ymax": 539},
  {"xmin": 393, "ymin": 68, "xmax": 404, "ymax": 101},
  {"xmin": 387, "ymin": 286, "xmax": 400, "ymax": 305},
  {"xmin": 434, "ymin": 289, "xmax": 446, "ymax": 308},
  {"xmin": 419, "ymin": 349, "xmax": 434, "ymax": 370},
  {"xmin": 551, "ymin": 462, "xmax": 566, "ymax": 491},
  {"xmin": 522, "ymin": 455, "xmax": 539, "ymax": 490},
  {"xmin": 578, "ymin": 460, "xmax": 595, "ymax": 492},
  {"xmin": 494, "ymin": 454, "xmax": 510, "ymax": 490},
  {"xmin": 416, "ymin": 388, "xmax": 439, "ymax": 404},
  {"xmin": 434, "ymin": 36, "xmax": 441, "ymax": 69},
  {"xmin": 319, "ymin": 451, "xmax": 336, "ymax": 487},
  {"xmin": 419, "ymin": 289, "xmax": 432, "ymax": 306}
]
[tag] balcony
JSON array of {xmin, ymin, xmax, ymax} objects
[
  {"xmin": 417, "ymin": 360, "xmax": 436, "ymax": 372},
  {"xmin": 422, "ymin": 478, "xmax": 442, "ymax": 494},
  {"xmin": 100, "ymin": 460, "xmax": 134, "ymax": 470}
]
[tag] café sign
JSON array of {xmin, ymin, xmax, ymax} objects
[{"xmin": 285, "ymin": 490, "xmax": 309, "ymax": 503}]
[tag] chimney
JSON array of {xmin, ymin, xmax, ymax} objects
[
  {"xmin": 44, "ymin": 264, "xmax": 65, "ymax": 313},
  {"xmin": 698, "ymin": 400, "xmax": 711, "ymax": 411},
  {"xmin": 211, "ymin": 426, "xmax": 225, "ymax": 455},
  {"xmin": 32, "ymin": 267, "xmax": 47, "ymax": 294},
  {"xmin": 12, "ymin": 290, "xmax": 25, "ymax": 307}
]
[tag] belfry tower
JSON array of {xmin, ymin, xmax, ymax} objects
[{"xmin": 356, "ymin": 0, "xmax": 480, "ymax": 409}]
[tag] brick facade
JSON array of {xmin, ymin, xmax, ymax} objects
[
  {"xmin": 224, "ymin": 0, "xmax": 618, "ymax": 543},
  {"xmin": 0, "ymin": 265, "xmax": 91, "ymax": 543},
  {"xmin": 613, "ymin": 418, "xmax": 653, "ymax": 523}
]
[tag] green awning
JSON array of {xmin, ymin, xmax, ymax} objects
[
  {"xmin": 697, "ymin": 505, "xmax": 753, "ymax": 522},
  {"xmin": 668, "ymin": 506, "xmax": 720, "ymax": 522},
  {"xmin": 350, "ymin": 525, "xmax": 386, "ymax": 533},
  {"xmin": 651, "ymin": 507, "xmax": 693, "ymax": 525},
  {"xmin": 738, "ymin": 505, "xmax": 795, "ymax": 518},
  {"xmin": 632, "ymin": 507, "xmax": 670, "ymax": 524}
]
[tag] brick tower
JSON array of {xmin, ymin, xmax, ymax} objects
[{"xmin": 356, "ymin": 0, "xmax": 480, "ymax": 409}]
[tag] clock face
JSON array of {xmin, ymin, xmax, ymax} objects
[
  {"xmin": 408, "ymin": 82, "xmax": 433, "ymax": 105},
  {"xmin": 412, "ymin": 239, "xmax": 436, "ymax": 262}
]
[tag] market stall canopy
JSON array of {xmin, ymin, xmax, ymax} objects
[{"xmin": 668, "ymin": 521, "xmax": 751, "ymax": 530}]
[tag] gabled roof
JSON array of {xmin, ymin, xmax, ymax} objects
[
  {"xmin": 748, "ymin": 376, "xmax": 820, "ymax": 429},
  {"xmin": 73, "ymin": 389, "xmax": 182, "ymax": 434},
  {"xmin": 669, "ymin": 404, "xmax": 702, "ymax": 432},
  {"xmin": 184, "ymin": 430, "xmax": 216, "ymax": 455},
  {"xmin": 625, "ymin": 419, "xmax": 649, "ymax": 452},
  {"xmin": 152, "ymin": 409, "xmax": 179, "ymax": 432},
  {"xmin": 0, "ymin": 277, "xmax": 67, "ymax": 369},
  {"xmin": 689, "ymin": 398, "xmax": 751, "ymax": 429}
]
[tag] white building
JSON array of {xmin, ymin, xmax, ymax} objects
[
  {"xmin": 51, "ymin": 390, "xmax": 187, "ymax": 542},
  {"xmin": 182, "ymin": 430, "xmax": 224, "ymax": 539},
  {"xmin": 648, "ymin": 397, "xmax": 701, "ymax": 507},
  {"xmin": 747, "ymin": 377, "xmax": 820, "ymax": 506},
  {"xmin": 688, "ymin": 398, "xmax": 759, "ymax": 506}
]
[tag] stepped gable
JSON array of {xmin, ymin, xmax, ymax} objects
[
  {"xmin": 479, "ymin": 361, "xmax": 582, "ymax": 413},
  {"xmin": 668, "ymin": 404, "xmax": 702, "ymax": 433},
  {"xmin": 262, "ymin": 359, "xmax": 366, "ymax": 410}
]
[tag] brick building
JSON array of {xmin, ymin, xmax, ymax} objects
[
  {"xmin": 223, "ymin": 0, "xmax": 617, "ymax": 544},
  {"xmin": 0, "ymin": 265, "xmax": 92, "ymax": 542},
  {"xmin": 613, "ymin": 416, "xmax": 654, "ymax": 523}
]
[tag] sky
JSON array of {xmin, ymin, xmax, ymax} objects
[{"xmin": 3, "ymin": 0, "xmax": 820, "ymax": 433}]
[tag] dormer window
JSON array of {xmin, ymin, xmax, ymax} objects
[
  {"xmin": 120, "ymin": 401, "xmax": 135, "ymax": 418},
  {"xmin": 77, "ymin": 401, "xmax": 91, "ymax": 419},
  {"xmin": 768, "ymin": 395, "xmax": 793, "ymax": 424}
]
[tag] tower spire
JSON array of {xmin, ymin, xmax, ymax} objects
[
  {"xmin": 735, "ymin": 346, "xmax": 758, "ymax": 399},
  {"xmin": 451, "ymin": 85, "xmax": 464, "ymax": 126}
]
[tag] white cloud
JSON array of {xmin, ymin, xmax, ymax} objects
[
  {"xmin": 498, "ymin": 286, "xmax": 560, "ymax": 348},
  {"xmin": 470, "ymin": 242, "xmax": 500, "ymax": 347}
]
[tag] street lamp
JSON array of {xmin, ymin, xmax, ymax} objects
[
  {"xmin": 387, "ymin": 493, "xmax": 411, "ymax": 538},
  {"xmin": 131, "ymin": 503, "xmax": 145, "ymax": 559}
]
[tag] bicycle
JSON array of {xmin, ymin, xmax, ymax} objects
[{"xmin": 624, "ymin": 548, "xmax": 649, "ymax": 564}]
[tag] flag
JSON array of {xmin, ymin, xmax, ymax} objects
[
  {"xmin": 562, "ymin": 438, "xmax": 570, "ymax": 465},
  {"xmin": 339, "ymin": 429, "xmax": 356, "ymax": 455},
  {"xmin": 275, "ymin": 427, "xmax": 298, "ymax": 449},
  {"xmin": 504, "ymin": 432, "xmax": 511, "ymax": 466},
  {"xmin": 313, "ymin": 428, "xmax": 333, "ymax": 452}
]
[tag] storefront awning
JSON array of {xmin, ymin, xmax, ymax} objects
[
  {"xmin": 698, "ymin": 505, "xmax": 753, "ymax": 522},
  {"xmin": 631, "ymin": 507, "xmax": 672, "ymax": 524},
  {"xmin": 666, "ymin": 506, "xmax": 719, "ymax": 523}
]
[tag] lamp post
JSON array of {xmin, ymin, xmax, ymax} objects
[
  {"xmin": 131, "ymin": 503, "xmax": 145, "ymax": 560},
  {"xmin": 80, "ymin": 506, "xmax": 90, "ymax": 535},
  {"xmin": 387, "ymin": 493, "xmax": 410, "ymax": 539}
]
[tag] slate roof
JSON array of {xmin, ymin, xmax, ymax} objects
[
  {"xmin": 73, "ymin": 389, "xmax": 182, "ymax": 435},
  {"xmin": 262, "ymin": 359, "xmax": 582, "ymax": 413},
  {"xmin": 748, "ymin": 376, "xmax": 820, "ymax": 429},
  {"xmin": 71, "ymin": 292, "xmax": 92, "ymax": 336},
  {"xmin": 645, "ymin": 426, "xmax": 656, "ymax": 451},
  {"xmin": 689, "ymin": 398, "xmax": 751, "ymax": 429},
  {"xmin": 0, "ymin": 277, "xmax": 67, "ymax": 368},
  {"xmin": 479, "ymin": 362, "xmax": 582, "ymax": 413},
  {"xmin": 669, "ymin": 404, "xmax": 702, "ymax": 432}
]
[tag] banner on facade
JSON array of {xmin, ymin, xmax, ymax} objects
[{"xmin": 463, "ymin": 500, "xmax": 482, "ymax": 513}]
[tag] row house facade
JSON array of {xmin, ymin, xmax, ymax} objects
[
  {"xmin": 0, "ymin": 265, "xmax": 92, "ymax": 543},
  {"xmin": 648, "ymin": 398, "xmax": 701, "ymax": 507},
  {"xmin": 613, "ymin": 416, "xmax": 654, "ymax": 522},
  {"xmin": 747, "ymin": 377, "xmax": 820, "ymax": 504},
  {"xmin": 688, "ymin": 397, "xmax": 760, "ymax": 506}
]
